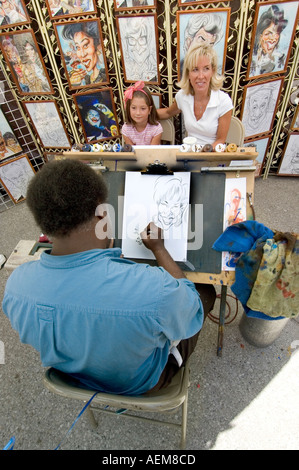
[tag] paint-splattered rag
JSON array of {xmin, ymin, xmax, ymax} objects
[{"xmin": 213, "ymin": 221, "xmax": 299, "ymax": 320}]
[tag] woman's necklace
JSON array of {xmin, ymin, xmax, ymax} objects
[{"xmin": 194, "ymin": 95, "xmax": 210, "ymax": 120}]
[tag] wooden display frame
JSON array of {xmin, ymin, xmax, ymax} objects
[
  {"xmin": 54, "ymin": 18, "xmax": 109, "ymax": 91},
  {"xmin": 0, "ymin": 154, "xmax": 35, "ymax": 204},
  {"xmin": 116, "ymin": 13, "xmax": 160, "ymax": 84},
  {"xmin": 246, "ymin": 0, "xmax": 299, "ymax": 81},
  {"xmin": 73, "ymin": 87, "xmax": 120, "ymax": 143},
  {"xmin": 177, "ymin": 8, "xmax": 231, "ymax": 80},
  {"xmin": 0, "ymin": 29, "xmax": 54, "ymax": 96},
  {"xmin": 45, "ymin": 0, "xmax": 97, "ymax": 20},
  {"xmin": 23, "ymin": 100, "xmax": 71, "ymax": 149}
]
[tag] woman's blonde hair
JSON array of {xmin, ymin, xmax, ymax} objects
[{"xmin": 177, "ymin": 42, "xmax": 224, "ymax": 95}]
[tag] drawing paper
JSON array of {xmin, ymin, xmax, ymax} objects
[{"xmin": 122, "ymin": 172, "xmax": 191, "ymax": 261}]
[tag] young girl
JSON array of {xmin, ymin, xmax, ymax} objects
[{"xmin": 122, "ymin": 81, "xmax": 163, "ymax": 145}]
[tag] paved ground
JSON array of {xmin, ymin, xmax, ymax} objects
[{"xmin": 0, "ymin": 175, "xmax": 298, "ymax": 451}]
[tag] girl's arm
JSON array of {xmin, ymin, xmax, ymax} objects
[
  {"xmin": 213, "ymin": 110, "xmax": 232, "ymax": 149},
  {"xmin": 157, "ymin": 100, "xmax": 180, "ymax": 120},
  {"xmin": 151, "ymin": 132, "xmax": 162, "ymax": 145},
  {"xmin": 123, "ymin": 134, "xmax": 135, "ymax": 146}
]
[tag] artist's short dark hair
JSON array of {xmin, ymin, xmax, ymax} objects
[{"xmin": 26, "ymin": 159, "xmax": 108, "ymax": 237}]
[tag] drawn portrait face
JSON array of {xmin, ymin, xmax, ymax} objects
[
  {"xmin": 153, "ymin": 177, "xmax": 189, "ymax": 230},
  {"xmin": 2, "ymin": 39, "xmax": 19, "ymax": 63},
  {"xmin": 247, "ymin": 88, "xmax": 272, "ymax": 129},
  {"xmin": 259, "ymin": 22, "xmax": 280, "ymax": 55},
  {"xmin": 73, "ymin": 31, "xmax": 98, "ymax": 72},
  {"xmin": 86, "ymin": 108, "xmax": 101, "ymax": 127},
  {"xmin": 24, "ymin": 41, "xmax": 37, "ymax": 61},
  {"xmin": 126, "ymin": 23, "xmax": 149, "ymax": 65}
]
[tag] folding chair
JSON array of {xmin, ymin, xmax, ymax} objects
[
  {"xmin": 43, "ymin": 358, "xmax": 191, "ymax": 449},
  {"xmin": 160, "ymin": 118, "xmax": 175, "ymax": 145},
  {"xmin": 226, "ymin": 116, "xmax": 245, "ymax": 146}
]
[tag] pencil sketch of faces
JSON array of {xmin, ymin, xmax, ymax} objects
[
  {"xmin": 27, "ymin": 102, "xmax": 69, "ymax": 147},
  {"xmin": 279, "ymin": 138, "xmax": 299, "ymax": 174},
  {"xmin": 152, "ymin": 176, "xmax": 189, "ymax": 231},
  {"xmin": 119, "ymin": 16, "xmax": 158, "ymax": 82},
  {"xmin": 0, "ymin": 158, "xmax": 33, "ymax": 201},
  {"xmin": 242, "ymin": 81, "xmax": 280, "ymax": 137}
]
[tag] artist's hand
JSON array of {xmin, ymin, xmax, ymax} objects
[
  {"xmin": 141, "ymin": 222, "xmax": 185, "ymax": 279},
  {"xmin": 140, "ymin": 222, "xmax": 164, "ymax": 253}
]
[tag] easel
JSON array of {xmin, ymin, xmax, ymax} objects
[{"xmin": 61, "ymin": 145, "xmax": 257, "ymax": 356}]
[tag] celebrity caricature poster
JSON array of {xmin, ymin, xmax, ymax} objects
[{"xmin": 122, "ymin": 172, "xmax": 191, "ymax": 261}]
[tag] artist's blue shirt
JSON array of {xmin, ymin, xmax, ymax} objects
[{"xmin": 2, "ymin": 249, "xmax": 203, "ymax": 395}]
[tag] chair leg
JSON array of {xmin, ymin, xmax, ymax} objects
[
  {"xmin": 180, "ymin": 395, "xmax": 188, "ymax": 450},
  {"xmin": 86, "ymin": 404, "xmax": 98, "ymax": 430}
]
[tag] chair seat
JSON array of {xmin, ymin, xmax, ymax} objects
[
  {"xmin": 43, "ymin": 360, "xmax": 190, "ymax": 449},
  {"xmin": 44, "ymin": 362, "xmax": 189, "ymax": 412}
]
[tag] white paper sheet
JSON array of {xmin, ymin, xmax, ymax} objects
[{"xmin": 122, "ymin": 172, "xmax": 191, "ymax": 261}]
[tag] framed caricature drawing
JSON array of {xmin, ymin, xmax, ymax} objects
[
  {"xmin": 247, "ymin": 1, "xmax": 299, "ymax": 80},
  {"xmin": 0, "ymin": 107, "xmax": 22, "ymax": 161},
  {"xmin": 116, "ymin": 14, "xmax": 160, "ymax": 84},
  {"xmin": 114, "ymin": 0, "xmax": 157, "ymax": 11},
  {"xmin": 0, "ymin": 0, "xmax": 30, "ymax": 29},
  {"xmin": 73, "ymin": 88, "xmax": 120, "ymax": 143},
  {"xmin": 241, "ymin": 78, "xmax": 283, "ymax": 139},
  {"xmin": 0, "ymin": 154, "xmax": 35, "ymax": 203},
  {"xmin": 178, "ymin": 0, "xmax": 231, "ymax": 4},
  {"xmin": 54, "ymin": 19, "xmax": 109, "ymax": 91},
  {"xmin": 0, "ymin": 30, "xmax": 53, "ymax": 96},
  {"xmin": 277, "ymin": 133, "xmax": 299, "ymax": 176},
  {"xmin": 0, "ymin": 29, "xmax": 53, "ymax": 95},
  {"xmin": 23, "ymin": 100, "xmax": 71, "ymax": 149},
  {"xmin": 46, "ymin": 0, "xmax": 96, "ymax": 20},
  {"xmin": 177, "ymin": 8, "xmax": 230, "ymax": 80},
  {"xmin": 245, "ymin": 135, "xmax": 271, "ymax": 177}
]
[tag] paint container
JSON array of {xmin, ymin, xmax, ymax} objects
[
  {"xmin": 215, "ymin": 143, "xmax": 226, "ymax": 152},
  {"xmin": 239, "ymin": 312, "xmax": 289, "ymax": 348},
  {"xmin": 102, "ymin": 143, "xmax": 112, "ymax": 152},
  {"xmin": 191, "ymin": 144, "xmax": 203, "ymax": 152},
  {"xmin": 71, "ymin": 143, "xmax": 82, "ymax": 152},
  {"xmin": 122, "ymin": 144, "xmax": 133, "ymax": 152},
  {"xmin": 180, "ymin": 143, "xmax": 190, "ymax": 152},
  {"xmin": 202, "ymin": 144, "xmax": 213, "ymax": 152},
  {"xmin": 183, "ymin": 136, "xmax": 197, "ymax": 146},
  {"xmin": 81, "ymin": 144, "xmax": 92, "ymax": 152},
  {"xmin": 92, "ymin": 143, "xmax": 103, "ymax": 152},
  {"xmin": 113, "ymin": 143, "xmax": 122, "ymax": 152}
]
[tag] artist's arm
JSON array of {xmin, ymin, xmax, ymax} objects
[
  {"xmin": 157, "ymin": 101, "xmax": 181, "ymax": 120},
  {"xmin": 140, "ymin": 222, "xmax": 185, "ymax": 279}
]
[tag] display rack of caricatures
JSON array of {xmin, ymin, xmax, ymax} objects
[{"xmin": 0, "ymin": 0, "xmax": 298, "ymax": 208}]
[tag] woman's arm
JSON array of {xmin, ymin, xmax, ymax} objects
[
  {"xmin": 213, "ymin": 109, "xmax": 233, "ymax": 149},
  {"xmin": 157, "ymin": 100, "xmax": 181, "ymax": 120}
]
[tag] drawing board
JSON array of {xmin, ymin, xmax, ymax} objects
[{"xmin": 101, "ymin": 171, "xmax": 225, "ymax": 273}]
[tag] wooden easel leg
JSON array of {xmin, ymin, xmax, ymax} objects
[{"xmin": 217, "ymin": 284, "xmax": 227, "ymax": 357}]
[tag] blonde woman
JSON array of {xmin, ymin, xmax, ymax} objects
[{"xmin": 157, "ymin": 42, "xmax": 233, "ymax": 149}]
